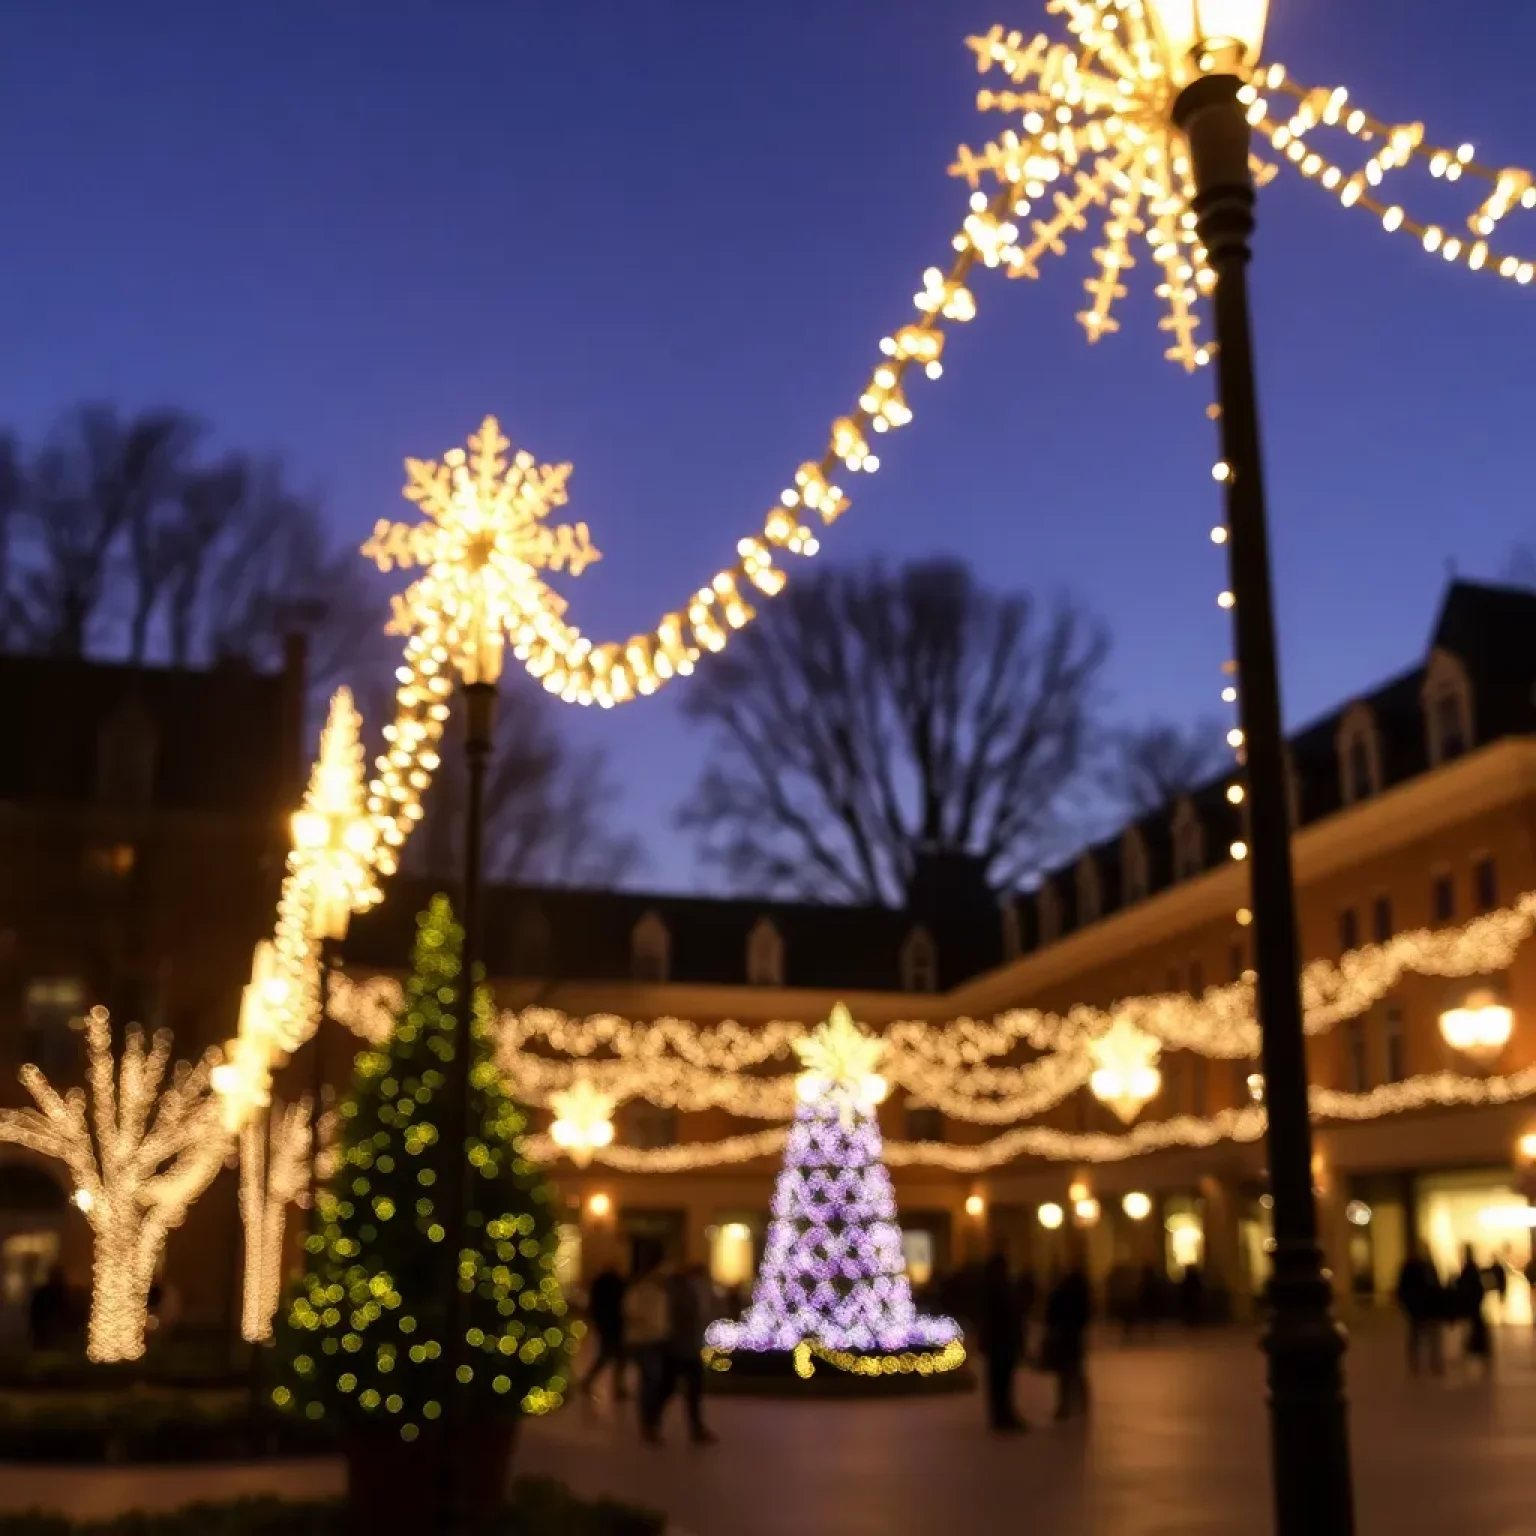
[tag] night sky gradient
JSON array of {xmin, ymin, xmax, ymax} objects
[{"xmin": 4, "ymin": 1, "xmax": 1533, "ymax": 890}]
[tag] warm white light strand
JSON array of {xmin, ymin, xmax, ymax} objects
[{"xmin": 239, "ymin": 1097, "xmax": 315, "ymax": 1344}]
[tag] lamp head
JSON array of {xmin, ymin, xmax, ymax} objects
[{"xmin": 1146, "ymin": 0, "xmax": 1269, "ymax": 87}]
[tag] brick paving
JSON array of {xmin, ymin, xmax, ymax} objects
[{"xmin": 1, "ymin": 1321, "xmax": 1533, "ymax": 1535}]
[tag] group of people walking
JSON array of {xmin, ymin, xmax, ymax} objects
[
  {"xmin": 1395, "ymin": 1242, "xmax": 1523, "ymax": 1374},
  {"xmin": 581, "ymin": 1249, "xmax": 718, "ymax": 1445},
  {"xmin": 975, "ymin": 1252, "xmax": 1092, "ymax": 1432}
]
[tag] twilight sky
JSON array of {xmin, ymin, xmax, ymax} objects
[{"xmin": 3, "ymin": 1, "xmax": 1533, "ymax": 891}]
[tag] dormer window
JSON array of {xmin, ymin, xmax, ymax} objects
[
  {"xmin": 745, "ymin": 917, "xmax": 784, "ymax": 986},
  {"xmin": 1336, "ymin": 703, "xmax": 1382, "ymax": 805},
  {"xmin": 631, "ymin": 910, "xmax": 671, "ymax": 982},
  {"xmin": 1172, "ymin": 799, "xmax": 1205, "ymax": 881},
  {"xmin": 1076, "ymin": 856, "xmax": 1102, "ymax": 925},
  {"xmin": 900, "ymin": 926, "xmax": 938, "ymax": 993},
  {"xmin": 1423, "ymin": 649, "xmax": 1473, "ymax": 766},
  {"xmin": 1121, "ymin": 828, "xmax": 1149, "ymax": 905},
  {"xmin": 1036, "ymin": 881, "xmax": 1061, "ymax": 945}
]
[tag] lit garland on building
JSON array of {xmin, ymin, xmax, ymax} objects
[
  {"xmin": 240, "ymin": 1096, "xmax": 318, "ymax": 1343},
  {"xmin": 0, "ymin": 1009, "xmax": 228, "ymax": 1361}
]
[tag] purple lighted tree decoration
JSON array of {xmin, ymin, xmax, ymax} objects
[{"xmin": 706, "ymin": 1005, "xmax": 963, "ymax": 1376}]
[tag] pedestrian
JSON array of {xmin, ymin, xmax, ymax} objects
[
  {"xmin": 579, "ymin": 1264, "xmax": 629, "ymax": 1401},
  {"xmin": 977, "ymin": 1251, "xmax": 1027, "ymax": 1432},
  {"xmin": 1136, "ymin": 1262, "xmax": 1162, "ymax": 1336},
  {"xmin": 1178, "ymin": 1262, "xmax": 1205, "ymax": 1328},
  {"xmin": 623, "ymin": 1250, "xmax": 672, "ymax": 1443},
  {"xmin": 1042, "ymin": 1265, "xmax": 1092, "ymax": 1422},
  {"xmin": 659, "ymin": 1261, "xmax": 717, "ymax": 1444},
  {"xmin": 1394, "ymin": 1244, "xmax": 1444, "ymax": 1375},
  {"xmin": 27, "ymin": 1264, "xmax": 69, "ymax": 1353},
  {"xmin": 1455, "ymin": 1245, "xmax": 1492, "ymax": 1369},
  {"xmin": 1015, "ymin": 1267, "xmax": 1038, "ymax": 1360},
  {"xmin": 1485, "ymin": 1249, "xmax": 1510, "ymax": 1323}
]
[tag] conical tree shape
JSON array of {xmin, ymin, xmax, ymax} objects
[
  {"xmin": 706, "ymin": 1006, "xmax": 961, "ymax": 1375},
  {"xmin": 275, "ymin": 896, "xmax": 573, "ymax": 1439}
]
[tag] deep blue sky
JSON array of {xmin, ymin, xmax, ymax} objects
[{"xmin": 4, "ymin": 2, "xmax": 1533, "ymax": 890}]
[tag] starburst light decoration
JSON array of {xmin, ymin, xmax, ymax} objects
[
  {"xmin": 290, "ymin": 687, "xmax": 381, "ymax": 942},
  {"xmin": 1088, "ymin": 1016, "xmax": 1163, "ymax": 1123},
  {"xmin": 793, "ymin": 1003, "xmax": 890, "ymax": 1125},
  {"xmin": 548, "ymin": 1075, "xmax": 617, "ymax": 1167},
  {"xmin": 0, "ymin": 1009, "xmax": 229, "ymax": 1361}
]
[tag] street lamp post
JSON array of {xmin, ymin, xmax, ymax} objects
[
  {"xmin": 1148, "ymin": 2, "xmax": 1357, "ymax": 1531},
  {"xmin": 440, "ymin": 639, "xmax": 500, "ymax": 1535}
]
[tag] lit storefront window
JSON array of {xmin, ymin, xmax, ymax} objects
[
  {"xmin": 1163, "ymin": 1194, "xmax": 1205, "ymax": 1277},
  {"xmin": 709, "ymin": 1222, "xmax": 756, "ymax": 1290}
]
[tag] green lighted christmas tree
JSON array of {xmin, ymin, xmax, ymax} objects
[{"xmin": 274, "ymin": 895, "xmax": 574, "ymax": 1440}]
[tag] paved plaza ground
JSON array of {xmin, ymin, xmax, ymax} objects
[{"xmin": 1, "ymin": 1321, "xmax": 1533, "ymax": 1534}]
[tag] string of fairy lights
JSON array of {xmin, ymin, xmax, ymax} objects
[{"xmin": 315, "ymin": 886, "xmax": 1536, "ymax": 1169}]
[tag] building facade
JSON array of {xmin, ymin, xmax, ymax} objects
[
  {"xmin": 0, "ymin": 645, "xmax": 306, "ymax": 1335},
  {"xmin": 328, "ymin": 580, "xmax": 1536, "ymax": 1321}
]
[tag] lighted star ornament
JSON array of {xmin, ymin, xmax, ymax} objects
[
  {"xmin": 548, "ymin": 1075, "xmax": 617, "ymax": 1167},
  {"xmin": 363, "ymin": 416, "xmax": 599, "ymax": 690},
  {"xmin": 1088, "ymin": 1017, "xmax": 1162, "ymax": 1124},
  {"xmin": 795, "ymin": 1005, "xmax": 890, "ymax": 1126}
]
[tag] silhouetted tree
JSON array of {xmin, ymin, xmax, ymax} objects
[
  {"xmin": 679, "ymin": 559, "xmax": 1108, "ymax": 905},
  {"xmin": 1104, "ymin": 718, "xmax": 1228, "ymax": 817},
  {"xmin": 402, "ymin": 684, "xmax": 640, "ymax": 888}
]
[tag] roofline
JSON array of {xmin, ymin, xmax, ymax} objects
[{"xmin": 949, "ymin": 735, "xmax": 1536, "ymax": 1016}]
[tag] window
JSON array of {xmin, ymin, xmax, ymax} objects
[
  {"xmin": 1229, "ymin": 942, "xmax": 1246, "ymax": 983},
  {"xmin": 1165, "ymin": 966, "xmax": 1181, "ymax": 995},
  {"xmin": 1431, "ymin": 872, "xmax": 1455, "ymax": 924},
  {"xmin": 96, "ymin": 698, "xmax": 157, "ymax": 805},
  {"xmin": 1162, "ymin": 1056, "xmax": 1184, "ymax": 1113},
  {"xmin": 1076, "ymin": 856, "xmax": 1102, "ymax": 925},
  {"xmin": 630, "ymin": 911, "xmax": 671, "ymax": 982},
  {"xmin": 900, "ymin": 926, "xmax": 938, "ymax": 993},
  {"xmin": 23, "ymin": 979, "xmax": 86, "ymax": 1079},
  {"xmin": 1122, "ymin": 829, "xmax": 1149, "ymax": 904},
  {"xmin": 1189, "ymin": 1058, "xmax": 1207, "ymax": 1117},
  {"xmin": 1372, "ymin": 895, "xmax": 1393, "ymax": 945},
  {"xmin": 745, "ymin": 917, "xmax": 784, "ymax": 986},
  {"xmin": 1338, "ymin": 908, "xmax": 1359, "ymax": 954},
  {"xmin": 904, "ymin": 1104, "xmax": 945, "ymax": 1143},
  {"xmin": 1189, "ymin": 959, "xmax": 1205, "ymax": 997},
  {"xmin": 1382, "ymin": 1002, "xmax": 1406, "ymax": 1083},
  {"xmin": 1344, "ymin": 1018, "xmax": 1370, "ymax": 1092},
  {"xmin": 1474, "ymin": 856, "xmax": 1498, "ymax": 914},
  {"xmin": 1172, "ymin": 799, "xmax": 1205, "ymax": 881},
  {"xmin": 1036, "ymin": 883, "xmax": 1061, "ymax": 945},
  {"xmin": 624, "ymin": 1103, "xmax": 678, "ymax": 1150},
  {"xmin": 1337, "ymin": 705, "xmax": 1381, "ymax": 805},
  {"xmin": 1423, "ymin": 649, "xmax": 1473, "ymax": 766},
  {"xmin": 83, "ymin": 843, "xmax": 136, "ymax": 884}
]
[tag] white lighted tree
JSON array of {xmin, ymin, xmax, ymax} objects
[
  {"xmin": 0, "ymin": 1007, "xmax": 229, "ymax": 1361},
  {"xmin": 239, "ymin": 1095, "xmax": 333, "ymax": 1343}
]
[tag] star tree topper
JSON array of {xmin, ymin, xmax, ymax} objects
[
  {"xmin": 794, "ymin": 1004, "xmax": 890, "ymax": 1124},
  {"xmin": 363, "ymin": 416, "xmax": 600, "ymax": 685},
  {"xmin": 1087, "ymin": 1016, "xmax": 1162, "ymax": 1124}
]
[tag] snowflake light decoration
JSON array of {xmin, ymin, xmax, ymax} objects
[
  {"xmin": 951, "ymin": 0, "xmax": 1281, "ymax": 369},
  {"xmin": 363, "ymin": 416, "xmax": 599, "ymax": 687}
]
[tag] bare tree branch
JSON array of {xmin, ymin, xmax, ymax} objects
[
  {"xmin": 1103, "ymin": 717, "xmax": 1228, "ymax": 818},
  {"xmin": 404, "ymin": 684, "xmax": 641, "ymax": 888},
  {"xmin": 679, "ymin": 559, "xmax": 1109, "ymax": 905}
]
